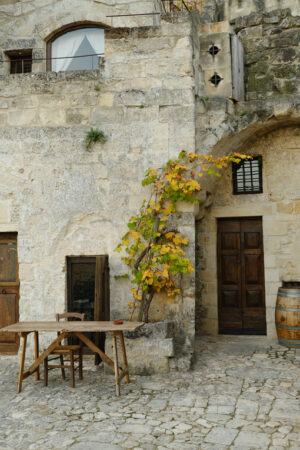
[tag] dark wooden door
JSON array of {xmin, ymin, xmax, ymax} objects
[
  {"xmin": 217, "ymin": 218, "xmax": 266, "ymax": 335},
  {"xmin": 0, "ymin": 233, "xmax": 19, "ymax": 354},
  {"xmin": 67, "ymin": 255, "xmax": 110, "ymax": 362}
]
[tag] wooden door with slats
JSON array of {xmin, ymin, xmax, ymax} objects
[
  {"xmin": 0, "ymin": 233, "xmax": 19, "ymax": 354},
  {"xmin": 67, "ymin": 255, "xmax": 110, "ymax": 363},
  {"xmin": 217, "ymin": 218, "xmax": 266, "ymax": 335}
]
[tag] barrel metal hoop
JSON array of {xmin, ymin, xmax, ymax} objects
[
  {"xmin": 278, "ymin": 337, "xmax": 300, "ymax": 347},
  {"xmin": 276, "ymin": 306, "xmax": 300, "ymax": 312},
  {"xmin": 276, "ymin": 323, "xmax": 300, "ymax": 330},
  {"xmin": 277, "ymin": 292, "xmax": 300, "ymax": 299},
  {"xmin": 278, "ymin": 288, "xmax": 300, "ymax": 294}
]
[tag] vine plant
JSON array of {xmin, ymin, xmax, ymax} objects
[{"xmin": 116, "ymin": 150, "xmax": 249, "ymax": 322}]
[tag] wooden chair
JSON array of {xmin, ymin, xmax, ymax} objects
[{"xmin": 44, "ymin": 313, "xmax": 85, "ymax": 388}]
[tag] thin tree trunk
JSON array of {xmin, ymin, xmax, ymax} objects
[{"xmin": 143, "ymin": 288, "xmax": 155, "ymax": 323}]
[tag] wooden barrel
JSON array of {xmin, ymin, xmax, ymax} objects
[{"xmin": 275, "ymin": 287, "xmax": 300, "ymax": 348}]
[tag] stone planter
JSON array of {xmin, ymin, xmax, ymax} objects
[{"xmin": 105, "ymin": 321, "xmax": 193, "ymax": 375}]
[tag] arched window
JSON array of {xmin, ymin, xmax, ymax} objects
[{"xmin": 50, "ymin": 27, "xmax": 104, "ymax": 72}]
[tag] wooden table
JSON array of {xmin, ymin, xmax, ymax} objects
[{"xmin": 0, "ymin": 321, "xmax": 143, "ymax": 396}]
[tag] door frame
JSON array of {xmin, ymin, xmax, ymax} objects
[
  {"xmin": 217, "ymin": 216, "xmax": 266, "ymax": 335},
  {"xmin": 66, "ymin": 255, "xmax": 110, "ymax": 321}
]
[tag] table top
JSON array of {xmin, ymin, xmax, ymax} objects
[{"xmin": 0, "ymin": 321, "xmax": 144, "ymax": 333}]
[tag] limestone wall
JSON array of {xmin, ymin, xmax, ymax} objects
[
  {"xmin": 0, "ymin": 9, "xmax": 198, "ymax": 365},
  {"xmin": 231, "ymin": 8, "xmax": 300, "ymax": 101},
  {"xmin": 198, "ymin": 126, "xmax": 300, "ymax": 338},
  {"xmin": 222, "ymin": 0, "xmax": 300, "ymax": 21}
]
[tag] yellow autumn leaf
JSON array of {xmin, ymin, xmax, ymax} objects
[
  {"xmin": 161, "ymin": 269, "xmax": 169, "ymax": 278},
  {"xmin": 146, "ymin": 208, "xmax": 152, "ymax": 214},
  {"xmin": 173, "ymin": 234, "xmax": 182, "ymax": 245},
  {"xmin": 142, "ymin": 270, "xmax": 153, "ymax": 280},
  {"xmin": 174, "ymin": 164, "xmax": 186, "ymax": 171},
  {"xmin": 181, "ymin": 237, "xmax": 189, "ymax": 245},
  {"xmin": 165, "ymin": 232, "xmax": 174, "ymax": 239},
  {"xmin": 160, "ymin": 245, "xmax": 170, "ymax": 255},
  {"xmin": 154, "ymin": 204, "xmax": 161, "ymax": 212}
]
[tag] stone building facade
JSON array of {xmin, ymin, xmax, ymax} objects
[{"xmin": 0, "ymin": 0, "xmax": 299, "ymax": 372}]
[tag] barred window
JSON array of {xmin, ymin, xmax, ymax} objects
[{"xmin": 232, "ymin": 156, "xmax": 263, "ymax": 195}]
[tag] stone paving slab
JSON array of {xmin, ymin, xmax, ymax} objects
[{"xmin": 0, "ymin": 336, "xmax": 299, "ymax": 449}]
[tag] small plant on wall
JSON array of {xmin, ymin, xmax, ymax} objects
[
  {"xmin": 116, "ymin": 150, "xmax": 249, "ymax": 322},
  {"xmin": 85, "ymin": 128, "xmax": 107, "ymax": 151}
]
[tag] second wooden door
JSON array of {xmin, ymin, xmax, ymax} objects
[
  {"xmin": 67, "ymin": 255, "xmax": 110, "ymax": 362},
  {"xmin": 0, "ymin": 233, "xmax": 19, "ymax": 354},
  {"xmin": 217, "ymin": 217, "xmax": 266, "ymax": 335}
]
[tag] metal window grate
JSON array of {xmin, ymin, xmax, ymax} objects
[{"xmin": 232, "ymin": 156, "xmax": 263, "ymax": 195}]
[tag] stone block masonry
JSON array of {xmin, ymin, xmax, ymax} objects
[
  {"xmin": 231, "ymin": 8, "xmax": 300, "ymax": 100},
  {"xmin": 0, "ymin": 6, "xmax": 198, "ymax": 371},
  {"xmin": 0, "ymin": 0, "xmax": 300, "ymax": 370}
]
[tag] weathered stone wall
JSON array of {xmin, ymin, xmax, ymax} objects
[
  {"xmin": 0, "ymin": 4, "xmax": 198, "ymax": 369},
  {"xmin": 194, "ymin": 94, "xmax": 300, "ymax": 336},
  {"xmin": 231, "ymin": 8, "xmax": 300, "ymax": 101},
  {"xmin": 198, "ymin": 126, "xmax": 300, "ymax": 338},
  {"xmin": 1, "ymin": 0, "xmax": 300, "ymax": 367},
  {"xmin": 216, "ymin": 0, "xmax": 300, "ymax": 22}
]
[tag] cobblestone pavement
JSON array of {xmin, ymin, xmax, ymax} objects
[{"xmin": 0, "ymin": 336, "xmax": 299, "ymax": 450}]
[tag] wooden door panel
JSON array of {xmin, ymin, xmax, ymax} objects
[
  {"xmin": 242, "ymin": 309, "xmax": 266, "ymax": 333},
  {"xmin": 221, "ymin": 232, "xmax": 239, "ymax": 250},
  {"xmin": 0, "ymin": 233, "xmax": 19, "ymax": 354},
  {"xmin": 67, "ymin": 255, "xmax": 110, "ymax": 363},
  {"xmin": 222, "ymin": 290, "xmax": 239, "ymax": 308},
  {"xmin": 244, "ymin": 231, "xmax": 261, "ymax": 250},
  {"xmin": 0, "ymin": 242, "xmax": 17, "ymax": 282},
  {"xmin": 244, "ymin": 254, "xmax": 262, "ymax": 284},
  {"xmin": 218, "ymin": 218, "xmax": 266, "ymax": 335},
  {"xmin": 245, "ymin": 290, "xmax": 263, "ymax": 308},
  {"xmin": 222, "ymin": 255, "xmax": 240, "ymax": 284},
  {"xmin": 0, "ymin": 294, "xmax": 17, "ymax": 343},
  {"xmin": 218, "ymin": 221, "xmax": 242, "ymax": 333}
]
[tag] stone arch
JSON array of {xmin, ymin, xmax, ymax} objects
[
  {"xmin": 43, "ymin": 21, "xmax": 111, "ymax": 44},
  {"xmin": 40, "ymin": 14, "xmax": 112, "ymax": 43},
  {"xmin": 195, "ymin": 100, "xmax": 300, "ymax": 338},
  {"xmin": 196, "ymin": 99, "xmax": 300, "ymax": 204}
]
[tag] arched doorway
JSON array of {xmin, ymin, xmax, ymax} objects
[{"xmin": 196, "ymin": 123, "xmax": 300, "ymax": 338}]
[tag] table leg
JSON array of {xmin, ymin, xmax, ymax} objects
[
  {"xmin": 34, "ymin": 331, "xmax": 40, "ymax": 381},
  {"xmin": 21, "ymin": 332, "xmax": 67, "ymax": 381},
  {"xmin": 112, "ymin": 332, "xmax": 120, "ymax": 397},
  {"xmin": 18, "ymin": 333, "xmax": 28, "ymax": 393},
  {"xmin": 119, "ymin": 331, "xmax": 130, "ymax": 384}
]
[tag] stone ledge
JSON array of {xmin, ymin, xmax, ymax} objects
[{"xmin": 105, "ymin": 320, "xmax": 192, "ymax": 374}]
